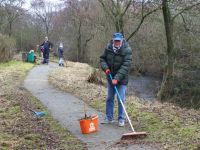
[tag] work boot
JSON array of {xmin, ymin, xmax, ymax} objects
[{"xmin": 118, "ymin": 119, "xmax": 125, "ymax": 127}]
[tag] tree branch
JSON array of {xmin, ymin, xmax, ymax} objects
[
  {"xmin": 171, "ymin": 2, "xmax": 200, "ymax": 21},
  {"xmin": 121, "ymin": 0, "xmax": 132, "ymax": 17},
  {"xmin": 180, "ymin": 13, "xmax": 190, "ymax": 32},
  {"xmin": 110, "ymin": 0, "xmax": 118, "ymax": 13},
  {"xmin": 98, "ymin": 0, "xmax": 115, "ymax": 20},
  {"xmin": 127, "ymin": 6, "xmax": 161, "ymax": 41},
  {"xmin": 108, "ymin": 0, "xmax": 117, "ymax": 17},
  {"xmin": 141, "ymin": 0, "xmax": 144, "ymax": 17}
]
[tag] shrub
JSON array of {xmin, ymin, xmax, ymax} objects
[
  {"xmin": 171, "ymin": 66, "xmax": 200, "ymax": 109},
  {"xmin": 87, "ymin": 69, "xmax": 104, "ymax": 85},
  {"xmin": 0, "ymin": 34, "xmax": 16, "ymax": 62}
]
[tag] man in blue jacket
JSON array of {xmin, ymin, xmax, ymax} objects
[
  {"xmin": 100, "ymin": 33, "xmax": 132, "ymax": 127},
  {"xmin": 40, "ymin": 36, "xmax": 53, "ymax": 64}
]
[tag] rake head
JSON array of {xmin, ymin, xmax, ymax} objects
[{"xmin": 121, "ymin": 132, "xmax": 147, "ymax": 140}]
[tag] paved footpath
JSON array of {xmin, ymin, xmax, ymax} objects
[{"xmin": 24, "ymin": 63, "xmax": 159, "ymax": 150}]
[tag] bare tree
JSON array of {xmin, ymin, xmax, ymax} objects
[
  {"xmin": 157, "ymin": 0, "xmax": 174, "ymax": 100},
  {"xmin": 65, "ymin": 0, "xmax": 100, "ymax": 62},
  {"xmin": 31, "ymin": 0, "xmax": 55, "ymax": 37},
  {"xmin": 98, "ymin": 0, "xmax": 161, "ymax": 40},
  {"xmin": 98, "ymin": 0, "xmax": 133, "ymax": 34},
  {"xmin": 1, "ymin": 0, "xmax": 25, "ymax": 37},
  {"xmin": 157, "ymin": 0, "xmax": 200, "ymax": 100},
  {"xmin": 0, "ymin": 0, "xmax": 6, "ymax": 6},
  {"xmin": 127, "ymin": 0, "xmax": 162, "ymax": 41}
]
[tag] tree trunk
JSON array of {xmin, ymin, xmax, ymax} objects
[
  {"xmin": 115, "ymin": 20, "xmax": 120, "ymax": 32},
  {"xmin": 115, "ymin": 17, "xmax": 124, "ymax": 34},
  {"xmin": 77, "ymin": 20, "xmax": 82, "ymax": 62},
  {"xmin": 45, "ymin": 22, "xmax": 49, "ymax": 37},
  {"xmin": 9, "ymin": 21, "xmax": 12, "ymax": 37},
  {"xmin": 157, "ymin": 0, "xmax": 175, "ymax": 101},
  {"xmin": 119, "ymin": 18, "xmax": 124, "ymax": 34}
]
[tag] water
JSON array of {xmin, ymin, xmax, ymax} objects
[{"xmin": 127, "ymin": 75, "xmax": 161, "ymax": 101}]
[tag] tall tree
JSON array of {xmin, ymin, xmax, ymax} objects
[
  {"xmin": 1, "ymin": 0, "xmax": 25, "ymax": 36},
  {"xmin": 157, "ymin": 0, "xmax": 200, "ymax": 100},
  {"xmin": 65, "ymin": 0, "xmax": 100, "ymax": 62},
  {"xmin": 157, "ymin": 0, "xmax": 174, "ymax": 100},
  {"xmin": 98, "ymin": 0, "xmax": 133, "ymax": 34},
  {"xmin": 31, "ymin": 0, "xmax": 55, "ymax": 37},
  {"xmin": 98, "ymin": 0, "xmax": 161, "ymax": 40}
]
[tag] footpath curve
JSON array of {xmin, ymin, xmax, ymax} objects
[{"xmin": 24, "ymin": 63, "xmax": 158, "ymax": 150}]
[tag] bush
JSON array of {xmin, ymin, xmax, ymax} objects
[
  {"xmin": 0, "ymin": 34, "xmax": 16, "ymax": 62},
  {"xmin": 87, "ymin": 68, "xmax": 104, "ymax": 85},
  {"xmin": 171, "ymin": 66, "xmax": 200, "ymax": 109}
]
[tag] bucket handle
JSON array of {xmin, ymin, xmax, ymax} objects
[{"xmin": 91, "ymin": 115, "xmax": 98, "ymax": 121}]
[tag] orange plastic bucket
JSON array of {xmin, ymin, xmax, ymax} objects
[{"xmin": 79, "ymin": 115, "xmax": 98, "ymax": 134}]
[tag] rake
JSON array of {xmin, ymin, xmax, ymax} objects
[{"xmin": 108, "ymin": 74, "xmax": 147, "ymax": 140}]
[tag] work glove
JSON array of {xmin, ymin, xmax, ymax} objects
[
  {"xmin": 105, "ymin": 69, "xmax": 110, "ymax": 75},
  {"xmin": 112, "ymin": 79, "xmax": 118, "ymax": 85}
]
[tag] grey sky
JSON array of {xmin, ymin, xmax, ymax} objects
[{"xmin": 23, "ymin": 0, "xmax": 61, "ymax": 9}]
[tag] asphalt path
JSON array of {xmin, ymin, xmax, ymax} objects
[{"xmin": 24, "ymin": 63, "xmax": 159, "ymax": 150}]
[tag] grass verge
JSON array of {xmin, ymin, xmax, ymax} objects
[
  {"xmin": 0, "ymin": 61, "xmax": 86, "ymax": 150},
  {"xmin": 49, "ymin": 61, "xmax": 200, "ymax": 150}
]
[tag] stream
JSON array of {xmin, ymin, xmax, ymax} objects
[{"xmin": 127, "ymin": 75, "xmax": 161, "ymax": 101}]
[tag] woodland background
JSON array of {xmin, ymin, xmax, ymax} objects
[{"xmin": 0, "ymin": 0, "xmax": 199, "ymax": 108}]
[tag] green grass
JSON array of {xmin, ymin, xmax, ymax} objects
[
  {"xmin": 126, "ymin": 104, "xmax": 200, "ymax": 149},
  {"xmin": 31, "ymin": 98, "xmax": 87, "ymax": 150},
  {"xmin": 0, "ymin": 61, "xmax": 86, "ymax": 150},
  {"xmin": 0, "ymin": 60, "xmax": 32, "ymax": 70}
]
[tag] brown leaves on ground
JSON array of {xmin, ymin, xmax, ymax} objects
[
  {"xmin": 0, "ymin": 61, "xmax": 86, "ymax": 150},
  {"xmin": 1, "ymin": 88, "xmax": 86, "ymax": 150},
  {"xmin": 49, "ymin": 61, "xmax": 107, "ymax": 112}
]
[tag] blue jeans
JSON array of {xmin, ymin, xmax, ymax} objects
[{"xmin": 106, "ymin": 81, "xmax": 127, "ymax": 121}]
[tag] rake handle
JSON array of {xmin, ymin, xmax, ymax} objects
[{"xmin": 108, "ymin": 74, "xmax": 135, "ymax": 132}]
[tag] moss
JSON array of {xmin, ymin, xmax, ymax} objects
[{"xmin": 24, "ymin": 134, "xmax": 40, "ymax": 140}]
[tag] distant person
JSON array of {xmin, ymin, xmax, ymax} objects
[
  {"xmin": 58, "ymin": 42, "xmax": 64, "ymax": 66},
  {"xmin": 27, "ymin": 50, "xmax": 37, "ymax": 63},
  {"xmin": 100, "ymin": 32, "xmax": 132, "ymax": 127},
  {"xmin": 40, "ymin": 36, "xmax": 53, "ymax": 64}
]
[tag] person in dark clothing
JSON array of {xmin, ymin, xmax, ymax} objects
[
  {"xmin": 40, "ymin": 36, "xmax": 53, "ymax": 64},
  {"xmin": 58, "ymin": 42, "xmax": 64, "ymax": 66},
  {"xmin": 100, "ymin": 32, "xmax": 132, "ymax": 127}
]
